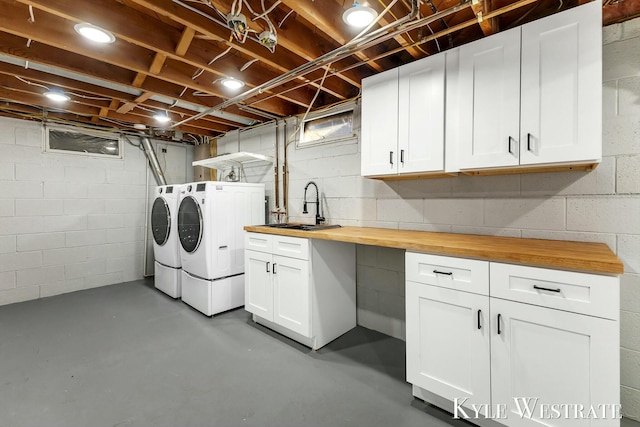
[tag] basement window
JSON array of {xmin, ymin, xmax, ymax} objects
[
  {"xmin": 298, "ymin": 109, "xmax": 355, "ymax": 147},
  {"xmin": 45, "ymin": 125, "xmax": 123, "ymax": 159}
]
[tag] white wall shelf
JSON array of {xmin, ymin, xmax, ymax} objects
[{"xmin": 192, "ymin": 152, "xmax": 273, "ymax": 169}]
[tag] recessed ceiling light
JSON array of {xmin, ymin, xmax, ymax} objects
[
  {"xmin": 74, "ymin": 23, "xmax": 116, "ymax": 44},
  {"xmin": 153, "ymin": 112, "xmax": 171, "ymax": 124},
  {"xmin": 220, "ymin": 77, "xmax": 245, "ymax": 90},
  {"xmin": 44, "ymin": 90, "xmax": 70, "ymax": 102},
  {"xmin": 343, "ymin": 2, "xmax": 378, "ymax": 28}
]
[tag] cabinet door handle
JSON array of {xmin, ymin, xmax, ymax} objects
[
  {"xmin": 508, "ymin": 136, "xmax": 515, "ymax": 155},
  {"xmin": 389, "ymin": 151, "xmax": 394, "ymax": 165},
  {"xmin": 266, "ymin": 261, "xmax": 270, "ymax": 273},
  {"xmin": 527, "ymin": 133, "xmax": 533, "ymax": 151},
  {"xmin": 219, "ymin": 245, "xmax": 228, "ymax": 249},
  {"xmin": 272, "ymin": 263, "xmax": 277, "ymax": 274},
  {"xmin": 400, "ymin": 149, "xmax": 405, "ymax": 164},
  {"xmin": 533, "ymin": 284, "xmax": 561, "ymax": 293},
  {"xmin": 497, "ymin": 313, "xmax": 502, "ymax": 335},
  {"xmin": 433, "ymin": 270, "xmax": 453, "ymax": 276},
  {"xmin": 477, "ymin": 309, "xmax": 482, "ymax": 330}
]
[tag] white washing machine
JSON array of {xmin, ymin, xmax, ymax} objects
[
  {"xmin": 177, "ymin": 181, "xmax": 265, "ymax": 316},
  {"xmin": 151, "ymin": 184, "xmax": 182, "ymax": 298}
]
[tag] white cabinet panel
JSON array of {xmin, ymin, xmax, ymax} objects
[
  {"xmin": 490, "ymin": 298, "xmax": 619, "ymax": 427},
  {"xmin": 406, "ymin": 252, "xmax": 489, "ymax": 295},
  {"xmin": 244, "ymin": 233, "xmax": 356, "ymax": 350},
  {"xmin": 406, "ymin": 251, "xmax": 620, "ymax": 427},
  {"xmin": 459, "ymin": 28, "xmax": 521, "ymax": 169},
  {"xmin": 406, "ymin": 282, "xmax": 491, "ymax": 411},
  {"xmin": 398, "ymin": 54, "xmax": 446, "ymax": 174},
  {"xmin": 361, "ymin": 68, "xmax": 399, "ymax": 176},
  {"xmin": 244, "ymin": 249, "xmax": 273, "ymax": 321},
  {"xmin": 245, "ymin": 232, "xmax": 272, "ymax": 253},
  {"xmin": 520, "ymin": 0, "xmax": 601, "ymax": 165},
  {"xmin": 272, "ymin": 235, "xmax": 309, "ymax": 260},
  {"xmin": 490, "ymin": 262, "xmax": 619, "ymax": 320},
  {"xmin": 273, "ymin": 255, "xmax": 310, "ymax": 337}
]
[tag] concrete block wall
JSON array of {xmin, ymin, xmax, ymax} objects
[
  {"xmin": 217, "ymin": 123, "xmax": 276, "ymax": 222},
  {"xmin": 0, "ymin": 117, "xmax": 172, "ymax": 304},
  {"xmin": 222, "ymin": 20, "xmax": 640, "ymax": 419}
]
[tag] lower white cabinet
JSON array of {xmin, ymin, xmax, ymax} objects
[
  {"xmin": 406, "ymin": 281, "xmax": 491, "ymax": 413},
  {"xmin": 406, "ymin": 252, "xmax": 620, "ymax": 427},
  {"xmin": 490, "ymin": 297, "xmax": 619, "ymax": 427},
  {"xmin": 244, "ymin": 232, "xmax": 356, "ymax": 350}
]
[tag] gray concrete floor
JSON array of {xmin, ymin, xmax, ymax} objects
[{"xmin": 0, "ymin": 279, "xmax": 637, "ymax": 427}]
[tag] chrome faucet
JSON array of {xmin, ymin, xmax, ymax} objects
[{"xmin": 303, "ymin": 181, "xmax": 325, "ymax": 225}]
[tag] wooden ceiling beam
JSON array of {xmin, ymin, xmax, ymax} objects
[
  {"xmin": 471, "ymin": 0, "xmax": 498, "ymax": 36},
  {"xmin": 0, "ymin": 74, "xmax": 230, "ymax": 133},
  {"xmin": 0, "ymin": 61, "xmax": 238, "ymax": 130},
  {"xmin": 0, "ymin": 101, "xmax": 219, "ymax": 138},
  {"xmin": 149, "ymin": 52, "xmax": 168, "ymax": 75},
  {"xmin": 205, "ymin": 0, "xmax": 371, "ymax": 84},
  {"xmin": 0, "ymin": 33, "xmax": 254, "ymax": 130},
  {"xmin": 0, "ymin": 1, "xmax": 296, "ymax": 118},
  {"xmin": 108, "ymin": 99, "xmax": 120, "ymax": 110},
  {"xmin": 175, "ymin": 26, "xmax": 196, "ymax": 56},
  {"xmin": 5, "ymin": 0, "xmax": 304, "ymax": 114},
  {"xmin": 125, "ymin": 0, "xmax": 360, "ymax": 97},
  {"xmin": 132, "ymin": 72, "xmax": 147, "ymax": 87},
  {"xmin": 603, "ymin": 0, "xmax": 640, "ymax": 25},
  {"xmin": 279, "ymin": 0, "xmax": 385, "ymax": 72}
]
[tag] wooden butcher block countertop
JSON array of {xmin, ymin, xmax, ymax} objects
[{"xmin": 244, "ymin": 225, "xmax": 624, "ymax": 275}]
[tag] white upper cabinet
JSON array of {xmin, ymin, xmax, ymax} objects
[
  {"xmin": 456, "ymin": 1, "xmax": 601, "ymax": 171},
  {"xmin": 398, "ymin": 54, "xmax": 446, "ymax": 174},
  {"xmin": 520, "ymin": 0, "xmax": 602, "ymax": 165},
  {"xmin": 458, "ymin": 28, "xmax": 522, "ymax": 170},
  {"xmin": 361, "ymin": 68, "xmax": 399, "ymax": 176},
  {"xmin": 362, "ymin": 1, "xmax": 601, "ymax": 177},
  {"xmin": 361, "ymin": 54, "xmax": 446, "ymax": 177}
]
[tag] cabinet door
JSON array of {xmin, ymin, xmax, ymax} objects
[
  {"xmin": 272, "ymin": 255, "xmax": 310, "ymax": 337},
  {"xmin": 361, "ymin": 68, "xmax": 399, "ymax": 176},
  {"xmin": 459, "ymin": 28, "xmax": 521, "ymax": 169},
  {"xmin": 520, "ymin": 1, "xmax": 601, "ymax": 166},
  {"xmin": 406, "ymin": 282, "xmax": 491, "ymax": 412},
  {"xmin": 491, "ymin": 298, "xmax": 619, "ymax": 427},
  {"xmin": 244, "ymin": 250, "xmax": 273, "ymax": 321},
  {"xmin": 398, "ymin": 54, "xmax": 445, "ymax": 173}
]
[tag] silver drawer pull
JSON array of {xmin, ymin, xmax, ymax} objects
[
  {"xmin": 533, "ymin": 284, "xmax": 561, "ymax": 293},
  {"xmin": 433, "ymin": 270, "xmax": 453, "ymax": 276}
]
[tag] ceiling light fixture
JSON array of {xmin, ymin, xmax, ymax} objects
[
  {"xmin": 74, "ymin": 23, "xmax": 116, "ymax": 44},
  {"xmin": 44, "ymin": 90, "xmax": 70, "ymax": 102},
  {"xmin": 342, "ymin": 2, "xmax": 378, "ymax": 28},
  {"xmin": 153, "ymin": 112, "xmax": 171, "ymax": 124},
  {"xmin": 220, "ymin": 77, "xmax": 245, "ymax": 90}
]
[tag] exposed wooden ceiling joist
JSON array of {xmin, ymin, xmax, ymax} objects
[{"xmin": 0, "ymin": 0, "xmax": 634, "ymax": 139}]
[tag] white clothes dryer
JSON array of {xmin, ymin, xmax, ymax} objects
[
  {"xmin": 177, "ymin": 181, "xmax": 265, "ymax": 316},
  {"xmin": 151, "ymin": 184, "xmax": 182, "ymax": 298}
]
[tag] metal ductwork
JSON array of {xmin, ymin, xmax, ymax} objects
[{"xmin": 138, "ymin": 134, "xmax": 167, "ymax": 186}]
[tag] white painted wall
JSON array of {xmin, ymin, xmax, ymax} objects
[
  {"xmin": 218, "ymin": 21, "xmax": 640, "ymax": 419},
  {"xmin": 0, "ymin": 117, "xmax": 193, "ymax": 302}
]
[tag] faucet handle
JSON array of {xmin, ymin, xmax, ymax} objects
[{"xmin": 316, "ymin": 215, "xmax": 326, "ymax": 225}]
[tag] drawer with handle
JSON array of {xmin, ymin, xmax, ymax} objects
[
  {"xmin": 245, "ymin": 232, "xmax": 273, "ymax": 253},
  {"xmin": 490, "ymin": 262, "xmax": 619, "ymax": 320},
  {"xmin": 406, "ymin": 252, "xmax": 489, "ymax": 296},
  {"xmin": 272, "ymin": 235, "xmax": 309, "ymax": 260}
]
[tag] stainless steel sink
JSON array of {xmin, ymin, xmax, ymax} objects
[{"xmin": 262, "ymin": 223, "xmax": 342, "ymax": 231}]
